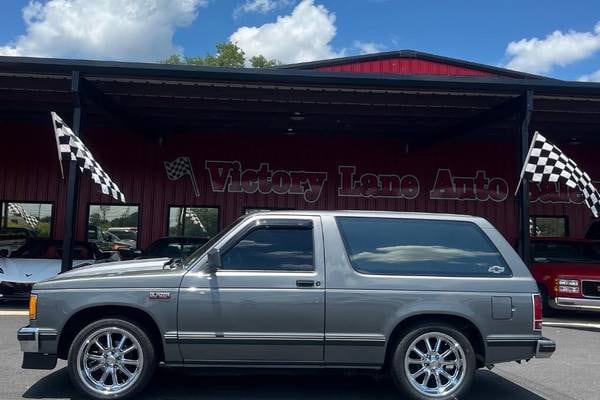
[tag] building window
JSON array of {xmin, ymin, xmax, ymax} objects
[
  {"xmin": 530, "ymin": 216, "xmax": 568, "ymax": 237},
  {"xmin": 0, "ymin": 202, "xmax": 53, "ymax": 238},
  {"xmin": 168, "ymin": 207, "xmax": 219, "ymax": 238},
  {"xmin": 88, "ymin": 204, "xmax": 140, "ymax": 250}
]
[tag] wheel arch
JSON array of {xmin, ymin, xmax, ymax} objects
[
  {"xmin": 383, "ymin": 313, "xmax": 486, "ymax": 369},
  {"xmin": 57, "ymin": 305, "xmax": 165, "ymax": 362}
]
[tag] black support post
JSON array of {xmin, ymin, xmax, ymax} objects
[
  {"xmin": 60, "ymin": 71, "xmax": 82, "ymax": 273},
  {"xmin": 517, "ymin": 90, "xmax": 534, "ymax": 265}
]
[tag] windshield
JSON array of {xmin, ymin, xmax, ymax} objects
[
  {"xmin": 183, "ymin": 215, "xmax": 249, "ymax": 268},
  {"xmin": 532, "ymin": 241, "xmax": 600, "ymax": 264}
]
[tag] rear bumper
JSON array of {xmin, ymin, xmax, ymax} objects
[
  {"xmin": 535, "ymin": 337, "xmax": 556, "ymax": 358},
  {"xmin": 551, "ymin": 297, "xmax": 600, "ymax": 311},
  {"xmin": 17, "ymin": 326, "xmax": 58, "ymax": 370}
]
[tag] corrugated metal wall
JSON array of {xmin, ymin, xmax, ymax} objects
[
  {"xmin": 316, "ymin": 58, "xmax": 493, "ymax": 76},
  {"xmin": 1, "ymin": 122, "xmax": 597, "ymax": 249}
]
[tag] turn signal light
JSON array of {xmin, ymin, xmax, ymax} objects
[
  {"xmin": 29, "ymin": 294, "xmax": 38, "ymax": 320},
  {"xmin": 532, "ymin": 294, "xmax": 543, "ymax": 331}
]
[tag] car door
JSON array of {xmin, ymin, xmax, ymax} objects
[{"xmin": 178, "ymin": 215, "xmax": 325, "ymax": 364}]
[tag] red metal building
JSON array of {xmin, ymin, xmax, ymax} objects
[{"xmin": 1, "ymin": 50, "xmax": 600, "ymax": 258}]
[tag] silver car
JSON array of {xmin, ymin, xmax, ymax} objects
[{"xmin": 18, "ymin": 211, "xmax": 555, "ymax": 400}]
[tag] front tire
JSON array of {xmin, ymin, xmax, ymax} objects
[
  {"xmin": 67, "ymin": 318, "xmax": 156, "ymax": 399},
  {"xmin": 390, "ymin": 322, "xmax": 476, "ymax": 400}
]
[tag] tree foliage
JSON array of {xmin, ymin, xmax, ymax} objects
[{"xmin": 162, "ymin": 42, "xmax": 280, "ymax": 68}]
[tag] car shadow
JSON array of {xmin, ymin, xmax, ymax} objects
[{"xmin": 23, "ymin": 368, "xmax": 547, "ymax": 400}]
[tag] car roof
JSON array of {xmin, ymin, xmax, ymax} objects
[{"xmin": 247, "ymin": 210, "xmax": 491, "ymax": 226}]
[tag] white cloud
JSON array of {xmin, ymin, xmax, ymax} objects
[
  {"xmin": 233, "ymin": 0, "xmax": 293, "ymax": 18},
  {"xmin": 579, "ymin": 70, "xmax": 600, "ymax": 82},
  {"xmin": 0, "ymin": 0, "xmax": 206, "ymax": 61},
  {"xmin": 504, "ymin": 23, "xmax": 600, "ymax": 75},
  {"xmin": 230, "ymin": 0, "xmax": 342, "ymax": 64},
  {"xmin": 353, "ymin": 40, "xmax": 385, "ymax": 55}
]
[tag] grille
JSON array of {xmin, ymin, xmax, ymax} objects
[{"xmin": 582, "ymin": 281, "xmax": 600, "ymax": 298}]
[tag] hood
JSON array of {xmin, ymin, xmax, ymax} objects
[
  {"xmin": 531, "ymin": 261, "xmax": 600, "ymax": 280},
  {"xmin": 35, "ymin": 258, "xmax": 188, "ymax": 290},
  {"xmin": 0, "ymin": 258, "xmax": 62, "ymax": 284}
]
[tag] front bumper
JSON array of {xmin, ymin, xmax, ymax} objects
[
  {"xmin": 17, "ymin": 326, "xmax": 58, "ymax": 370},
  {"xmin": 551, "ymin": 297, "xmax": 600, "ymax": 311}
]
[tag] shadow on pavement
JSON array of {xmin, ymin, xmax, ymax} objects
[{"xmin": 23, "ymin": 367, "xmax": 546, "ymax": 400}]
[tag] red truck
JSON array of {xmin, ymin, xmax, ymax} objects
[{"xmin": 530, "ymin": 238, "xmax": 600, "ymax": 314}]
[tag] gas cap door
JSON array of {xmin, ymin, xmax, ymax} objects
[{"xmin": 491, "ymin": 296, "xmax": 513, "ymax": 320}]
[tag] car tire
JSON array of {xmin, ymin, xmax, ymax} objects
[
  {"xmin": 67, "ymin": 318, "xmax": 156, "ymax": 400},
  {"xmin": 390, "ymin": 322, "xmax": 476, "ymax": 400}
]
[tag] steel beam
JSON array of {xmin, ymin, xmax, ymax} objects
[
  {"xmin": 60, "ymin": 71, "xmax": 81, "ymax": 273},
  {"xmin": 517, "ymin": 91, "xmax": 534, "ymax": 265}
]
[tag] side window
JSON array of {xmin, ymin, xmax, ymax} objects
[
  {"xmin": 336, "ymin": 217, "xmax": 511, "ymax": 277},
  {"xmin": 221, "ymin": 225, "xmax": 314, "ymax": 271}
]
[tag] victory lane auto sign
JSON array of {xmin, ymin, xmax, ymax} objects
[{"xmin": 167, "ymin": 159, "xmax": 513, "ymax": 203}]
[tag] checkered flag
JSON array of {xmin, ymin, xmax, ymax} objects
[
  {"xmin": 185, "ymin": 209, "xmax": 207, "ymax": 233},
  {"xmin": 51, "ymin": 112, "xmax": 126, "ymax": 203},
  {"xmin": 517, "ymin": 132, "xmax": 600, "ymax": 217},
  {"xmin": 7, "ymin": 203, "xmax": 39, "ymax": 228},
  {"xmin": 164, "ymin": 156, "xmax": 200, "ymax": 197}
]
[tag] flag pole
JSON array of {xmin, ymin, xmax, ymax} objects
[
  {"xmin": 514, "ymin": 131, "xmax": 539, "ymax": 196},
  {"xmin": 187, "ymin": 157, "xmax": 200, "ymax": 197},
  {"xmin": 51, "ymin": 112, "xmax": 65, "ymax": 180}
]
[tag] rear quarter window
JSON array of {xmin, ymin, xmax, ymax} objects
[{"xmin": 336, "ymin": 217, "xmax": 511, "ymax": 277}]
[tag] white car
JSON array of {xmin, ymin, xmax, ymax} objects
[{"xmin": 0, "ymin": 239, "xmax": 119, "ymax": 301}]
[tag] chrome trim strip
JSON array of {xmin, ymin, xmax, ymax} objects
[{"xmin": 165, "ymin": 332, "xmax": 386, "ymax": 346}]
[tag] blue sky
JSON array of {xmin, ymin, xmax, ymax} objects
[{"xmin": 0, "ymin": 0, "xmax": 599, "ymax": 81}]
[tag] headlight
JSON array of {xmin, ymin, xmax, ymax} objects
[
  {"xmin": 558, "ymin": 279, "xmax": 579, "ymax": 287},
  {"xmin": 558, "ymin": 285, "xmax": 580, "ymax": 293},
  {"xmin": 28, "ymin": 294, "xmax": 38, "ymax": 320}
]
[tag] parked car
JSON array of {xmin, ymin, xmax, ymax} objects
[
  {"xmin": 107, "ymin": 227, "xmax": 138, "ymax": 249},
  {"xmin": 0, "ymin": 239, "xmax": 119, "ymax": 301},
  {"xmin": 18, "ymin": 211, "xmax": 554, "ymax": 400},
  {"xmin": 0, "ymin": 227, "xmax": 36, "ymax": 256},
  {"xmin": 88, "ymin": 226, "xmax": 132, "ymax": 252},
  {"xmin": 530, "ymin": 237, "xmax": 600, "ymax": 314}
]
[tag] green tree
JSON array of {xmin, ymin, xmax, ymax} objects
[
  {"xmin": 162, "ymin": 42, "xmax": 279, "ymax": 68},
  {"xmin": 249, "ymin": 55, "xmax": 280, "ymax": 68}
]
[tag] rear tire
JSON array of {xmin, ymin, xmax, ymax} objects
[
  {"xmin": 67, "ymin": 318, "xmax": 156, "ymax": 400},
  {"xmin": 390, "ymin": 322, "xmax": 476, "ymax": 400}
]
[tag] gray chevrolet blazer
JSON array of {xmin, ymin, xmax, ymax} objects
[{"xmin": 18, "ymin": 211, "xmax": 555, "ymax": 400}]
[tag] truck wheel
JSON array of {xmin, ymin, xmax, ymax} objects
[
  {"xmin": 67, "ymin": 318, "xmax": 156, "ymax": 400},
  {"xmin": 390, "ymin": 322, "xmax": 476, "ymax": 400}
]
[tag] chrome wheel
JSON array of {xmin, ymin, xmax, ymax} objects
[
  {"xmin": 76, "ymin": 327, "xmax": 144, "ymax": 396},
  {"xmin": 404, "ymin": 332, "xmax": 466, "ymax": 398}
]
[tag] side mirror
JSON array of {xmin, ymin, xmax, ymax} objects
[
  {"xmin": 0, "ymin": 249, "xmax": 8, "ymax": 258},
  {"xmin": 206, "ymin": 248, "xmax": 222, "ymax": 274}
]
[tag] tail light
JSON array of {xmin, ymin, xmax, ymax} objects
[{"xmin": 532, "ymin": 293, "xmax": 543, "ymax": 331}]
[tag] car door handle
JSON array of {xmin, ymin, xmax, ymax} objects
[{"xmin": 296, "ymin": 280, "xmax": 315, "ymax": 287}]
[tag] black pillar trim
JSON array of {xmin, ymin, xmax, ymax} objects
[
  {"xmin": 60, "ymin": 71, "xmax": 82, "ymax": 273},
  {"xmin": 517, "ymin": 90, "xmax": 533, "ymax": 265}
]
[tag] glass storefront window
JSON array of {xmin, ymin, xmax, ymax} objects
[
  {"xmin": 168, "ymin": 207, "xmax": 218, "ymax": 238},
  {"xmin": 88, "ymin": 204, "xmax": 140, "ymax": 250},
  {"xmin": 530, "ymin": 216, "xmax": 568, "ymax": 237},
  {"xmin": 1, "ymin": 202, "xmax": 53, "ymax": 237}
]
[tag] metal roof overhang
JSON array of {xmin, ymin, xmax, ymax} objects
[{"xmin": 1, "ymin": 56, "xmax": 600, "ymax": 144}]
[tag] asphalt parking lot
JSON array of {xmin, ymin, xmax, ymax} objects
[{"xmin": 0, "ymin": 304, "xmax": 598, "ymax": 400}]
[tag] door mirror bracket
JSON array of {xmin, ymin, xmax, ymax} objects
[{"xmin": 206, "ymin": 248, "xmax": 222, "ymax": 274}]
